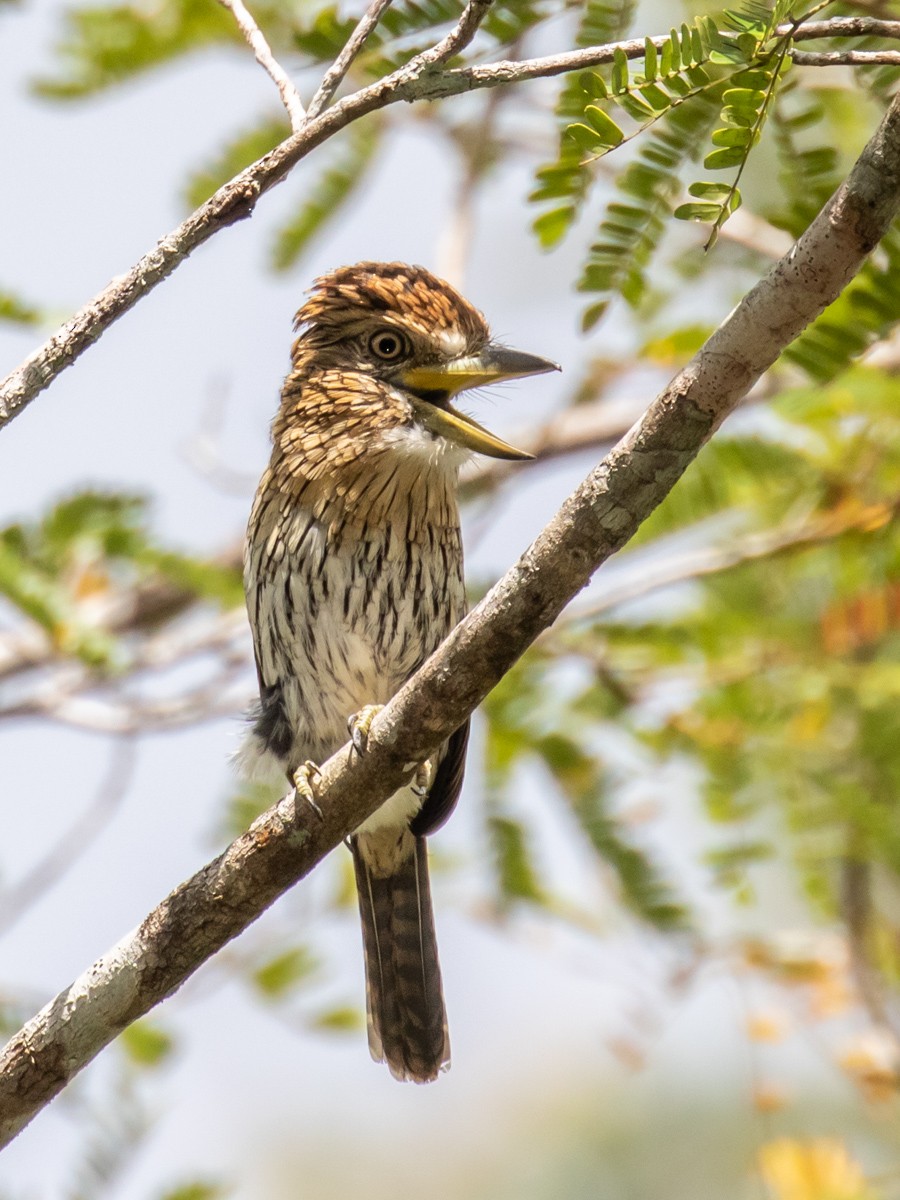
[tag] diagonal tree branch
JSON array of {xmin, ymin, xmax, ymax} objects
[
  {"xmin": 2, "ymin": 90, "xmax": 900, "ymax": 1149},
  {"xmin": 216, "ymin": 0, "xmax": 306, "ymax": 130},
  {"xmin": 1, "ymin": 13, "xmax": 892, "ymax": 432}
]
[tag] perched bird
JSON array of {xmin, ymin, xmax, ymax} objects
[{"xmin": 242, "ymin": 262, "xmax": 557, "ymax": 1082}]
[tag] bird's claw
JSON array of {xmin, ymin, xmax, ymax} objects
[
  {"xmin": 411, "ymin": 759, "xmax": 433, "ymax": 798},
  {"xmin": 348, "ymin": 704, "xmax": 384, "ymax": 757},
  {"xmin": 293, "ymin": 760, "xmax": 324, "ymax": 821}
]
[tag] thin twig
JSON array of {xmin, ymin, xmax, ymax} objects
[
  {"xmin": 784, "ymin": 17, "xmax": 900, "ymax": 39},
  {"xmin": 307, "ymin": 0, "xmax": 395, "ymax": 120},
  {"xmin": 217, "ymin": 0, "xmax": 305, "ymax": 130},
  {"xmin": 792, "ymin": 49, "xmax": 900, "ymax": 65},
  {"xmin": 2, "ymin": 90, "xmax": 899, "ymax": 1147},
  {"xmin": 414, "ymin": 0, "xmax": 494, "ymax": 69}
]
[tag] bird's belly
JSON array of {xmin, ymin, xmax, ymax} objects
[{"xmin": 244, "ymin": 511, "xmax": 464, "ymax": 778}]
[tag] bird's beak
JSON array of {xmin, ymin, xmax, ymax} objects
[{"xmin": 401, "ymin": 344, "xmax": 559, "ymax": 461}]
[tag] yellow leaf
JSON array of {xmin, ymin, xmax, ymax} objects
[
  {"xmin": 759, "ymin": 1137, "xmax": 875, "ymax": 1200},
  {"xmin": 747, "ymin": 1010, "xmax": 789, "ymax": 1043},
  {"xmin": 840, "ymin": 1032, "xmax": 900, "ymax": 1105}
]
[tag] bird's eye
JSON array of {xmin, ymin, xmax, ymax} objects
[{"xmin": 368, "ymin": 329, "xmax": 407, "ymax": 362}]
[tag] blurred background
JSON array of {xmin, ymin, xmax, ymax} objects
[{"xmin": 3, "ymin": 2, "xmax": 900, "ymax": 1197}]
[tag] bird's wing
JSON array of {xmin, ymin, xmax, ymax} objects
[{"xmin": 409, "ymin": 720, "xmax": 470, "ymax": 837}]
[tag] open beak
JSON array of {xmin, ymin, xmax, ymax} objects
[{"xmin": 400, "ymin": 344, "xmax": 560, "ymax": 461}]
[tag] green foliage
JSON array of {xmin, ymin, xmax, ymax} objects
[
  {"xmin": 33, "ymin": 0, "xmax": 242, "ymax": 98},
  {"xmin": 568, "ymin": 364, "xmax": 900, "ymax": 911},
  {"xmin": 0, "ymin": 492, "xmax": 242, "ymax": 667},
  {"xmin": 309, "ymin": 1004, "xmax": 363, "ymax": 1031},
  {"xmin": 576, "ymin": 88, "xmax": 723, "ymax": 327},
  {"xmin": 0, "ymin": 289, "xmax": 42, "ymax": 326},
  {"xmin": 575, "ymin": 0, "xmax": 637, "ymax": 47},
  {"xmin": 486, "ymin": 813, "xmax": 548, "ymax": 907},
  {"xmin": 483, "ymin": 656, "xmax": 688, "ymax": 929},
  {"xmin": 185, "ymin": 116, "xmax": 291, "ymax": 209},
  {"xmin": 159, "ymin": 1184, "xmax": 225, "ymax": 1200},
  {"xmin": 119, "ymin": 1020, "xmax": 174, "ymax": 1067},
  {"xmin": 784, "ymin": 228, "xmax": 900, "ymax": 383},
  {"xmin": 252, "ymin": 946, "xmax": 319, "ymax": 998},
  {"xmin": 271, "ymin": 118, "xmax": 381, "ymax": 271},
  {"xmin": 531, "ymin": 5, "xmax": 813, "ymax": 321}
]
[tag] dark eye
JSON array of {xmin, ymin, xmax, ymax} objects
[{"xmin": 368, "ymin": 329, "xmax": 406, "ymax": 362}]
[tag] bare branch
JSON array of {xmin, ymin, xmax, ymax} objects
[
  {"xmin": 412, "ymin": 0, "xmax": 494, "ymax": 68},
  {"xmin": 2, "ymin": 91, "xmax": 900, "ymax": 1147},
  {"xmin": 307, "ymin": 0, "xmax": 395, "ymax": 120},
  {"xmin": 792, "ymin": 49, "xmax": 900, "ymax": 65},
  {"xmin": 841, "ymin": 854, "xmax": 900, "ymax": 1063},
  {"xmin": 2, "ymin": 11, "xmax": 897, "ymax": 430},
  {"xmin": 785, "ymin": 18, "xmax": 900, "ymax": 40},
  {"xmin": 216, "ymin": 0, "xmax": 305, "ymax": 130}
]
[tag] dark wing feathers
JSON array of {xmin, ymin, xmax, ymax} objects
[{"xmin": 410, "ymin": 720, "xmax": 470, "ymax": 838}]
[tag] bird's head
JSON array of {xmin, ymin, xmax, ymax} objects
[{"xmin": 285, "ymin": 262, "xmax": 558, "ymax": 463}]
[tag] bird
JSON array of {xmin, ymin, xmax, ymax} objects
[{"xmin": 241, "ymin": 261, "xmax": 557, "ymax": 1082}]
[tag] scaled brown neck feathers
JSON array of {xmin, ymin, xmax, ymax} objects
[{"xmin": 265, "ymin": 361, "xmax": 462, "ymax": 543}]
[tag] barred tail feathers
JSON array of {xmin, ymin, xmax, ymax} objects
[{"xmin": 351, "ymin": 832, "xmax": 449, "ymax": 1083}]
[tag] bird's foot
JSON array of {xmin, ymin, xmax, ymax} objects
[
  {"xmin": 347, "ymin": 705, "xmax": 384, "ymax": 756},
  {"xmin": 411, "ymin": 759, "xmax": 433, "ymax": 798},
  {"xmin": 293, "ymin": 760, "xmax": 324, "ymax": 821}
]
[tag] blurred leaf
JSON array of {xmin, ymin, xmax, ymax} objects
[
  {"xmin": 537, "ymin": 734, "xmax": 688, "ymax": 930},
  {"xmin": 119, "ymin": 1020, "xmax": 174, "ymax": 1067},
  {"xmin": 758, "ymin": 1137, "xmax": 877, "ymax": 1200},
  {"xmin": 271, "ymin": 119, "xmax": 381, "ymax": 272},
  {"xmin": 487, "ymin": 814, "xmax": 547, "ymax": 907},
  {"xmin": 159, "ymin": 1184, "xmax": 225, "ymax": 1200},
  {"xmin": 221, "ymin": 780, "xmax": 282, "ymax": 839},
  {"xmin": 34, "ymin": 0, "xmax": 241, "ymax": 98},
  {"xmin": 140, "ymin": 549, "xmax": 243, "ymax": 607},
  {"xmin": 0, "ymin": 289, "xmax": 42, "ymax": 326},
  {"xmin": 185, "ymin": 115, "xmax": 290, "ymax": 209},
  {"xmin": 252, "ymin": 946, "xmax": 319, "ymax": 998},
  {"xmin": 310, "ymin": 1004, "xmax": 363, "ymax": 1032}
]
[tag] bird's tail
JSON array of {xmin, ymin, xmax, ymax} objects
[{"xmin": 351, "ymin": 832, "xmax": 449, "ymax": 1083}]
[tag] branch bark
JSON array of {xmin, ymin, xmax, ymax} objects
[
  {"xmin": 1, "ymin": 13, "xmax": 895, "ymax": 431},
  {"xmin": 216, "ymin": 0, "xmax": 306, "ymax": 130},
  {"xmin": 307, "ymin": 0, "xmax": 395, "ymax": 120},
  {"xmin": 2, "ymin": 90, "xmax": 900, "ymax": 1149}
]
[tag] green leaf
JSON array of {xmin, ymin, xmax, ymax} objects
[
  {"xmin": 611, "ymin": 46, "xmax": 629, "ymax": 94},
  {"xmin": 688, "ymin": 181, "xmax": 736, "ymax": 201},
  {"xmin": 704, "ymin": 145, "xmax": 746, "ymax": 170},
  {"xmin": 532, "ymin": 205, "xmax": 576, "ymax": 248},
  {"xmin": 310, "ymin": 1004, "xmax": 363, "ymax": 1032},
  {"xmin": 576, "ymin": 87, "xmax": 721, "ymax": 322},
  {"xmin": 33, "ymin": 0, "xmax": 241, "ymax": 98},
  {"xmin": 119, "ymin": 1020, "xmax": 174, "ymax": 1067},
  {"xmin": 536, "ymin": 734, "xmax": 688, "ymax": 930},
  {"xmin": 488, "ymin": 815, "xmax": 547, "ymax": 906},
  {"xmin": 159, "ymin": 1184, "xmax": 224, "ymax": 1200},
  {"xmin": 576, "ymin": 0, "xmax": 637, "ymax": 48},
  {"xmin": 252, "ymin": 947, "xmax": 319, "ymax": 998},
  {"xmin": 643, "ymin": 37, "xmax": 658, "ymax": 82},
  {"xmin": 582, "ymin": 105, "xmax": 625, "ymax": 146},
  {"xmin": 674, "ymin": 202, "xmax": 721, "ymax": 223},
  {"xmin": 185, "ymin": 115, "xmax": 290, "ymax": 209},
  {"xmin": 0, "ymin": 290, "xmax": 42, "ymax": 326}
]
